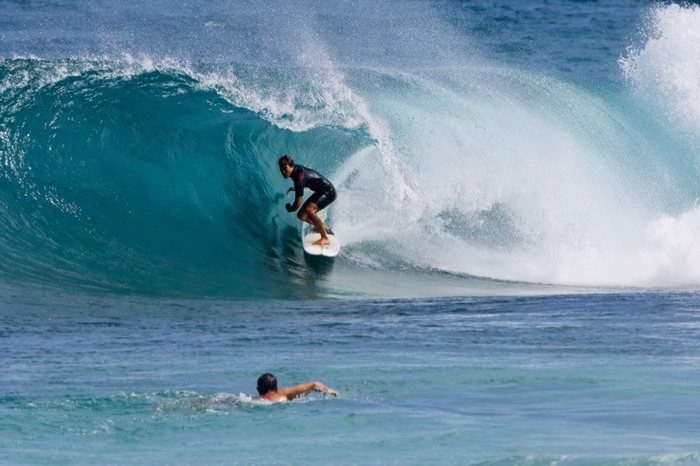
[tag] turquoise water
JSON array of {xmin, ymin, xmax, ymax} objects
[{"xmin": 2, "ymin": 0, "xmax": 700, "ymax": 463}]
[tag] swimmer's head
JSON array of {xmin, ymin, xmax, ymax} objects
[{"xmin": 256, "ymin": 373, "xmax": 278, "ymax": 395}]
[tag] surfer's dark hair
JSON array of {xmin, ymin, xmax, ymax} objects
[
  {"xmin": 257, "ymin": 373, "xmax": 278, "ymax": 395},
  {"xmin": 278, "ymin": 155, "xmax": 294, "ymax": 167}
]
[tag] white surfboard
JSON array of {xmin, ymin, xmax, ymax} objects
[{"xmin": 301, "ymin": 225, "xmax": 341, "ymax": 257}]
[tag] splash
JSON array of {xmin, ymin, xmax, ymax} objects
[{"xmin": 620, "ymin": 3, "xmax": 700, "ymax": 132}]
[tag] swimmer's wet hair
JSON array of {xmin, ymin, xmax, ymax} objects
[{"xmin": 257, "ymin": 373, "xmax": 278, "ymax": 395}]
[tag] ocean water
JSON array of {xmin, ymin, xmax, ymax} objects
[{"xmin": 2, "ymin": 0, "xmax": 700, "ymax": 463}]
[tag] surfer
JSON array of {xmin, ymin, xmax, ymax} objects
[
  {"xmin": 279, "ymin": 155, "xmax": 336, "ymax": 246},
  {"xmin": 254, "ymin": 373, "xmax": 338, "ymax": 402}
]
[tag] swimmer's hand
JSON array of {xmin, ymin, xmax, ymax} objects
[
  {"xmin": 311, "ymin": 382, "xmax": 338, "ymax": 397},
  {"xmin": 285, "ymin": 203, "xmax": 295, "ymax": 212}
]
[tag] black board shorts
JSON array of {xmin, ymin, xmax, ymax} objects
[{"xmin": 302, "ymin": 187, "xmax": 337, "ymax": 212}]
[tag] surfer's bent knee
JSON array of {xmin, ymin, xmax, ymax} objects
[{"xmin": 299, "ymin": 203, "xmax": 317, "ymax": 220}]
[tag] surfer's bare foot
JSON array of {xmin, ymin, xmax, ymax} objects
[{"xmin": 312, "ymin": 237, "xmax": 331, "ymax": 246}]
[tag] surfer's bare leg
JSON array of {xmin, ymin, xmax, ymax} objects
[{"xmin": 298, "ymin": 203, "xmax": 330, "ymax": 245}]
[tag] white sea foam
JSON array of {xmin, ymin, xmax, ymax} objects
[
  {"xmin": 332, "ymin": 63, "xmax": 700, "ymax": 288},
  {"xmin": 620, "ymin": 3, "xmax": 700, "ymax": 132}
]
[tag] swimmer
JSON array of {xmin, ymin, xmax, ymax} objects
[{"xmin": 254, "ymin": 373, "xmax": 338, "ymax": 402}]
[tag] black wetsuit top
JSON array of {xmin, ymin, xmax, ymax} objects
[
  {"xmin": 291, "ymin": 165, "xmax": 335, "ymax": 197},
  {"xmin": 290, "ymin": 164, "xmax": 337, "ymax": 212}
]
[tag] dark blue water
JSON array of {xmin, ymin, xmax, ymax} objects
[{"xmin": 2, "ymin": 0, "xmax": 700, "ymax": 463}]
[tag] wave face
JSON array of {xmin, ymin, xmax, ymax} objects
[
  {"xmin": 0, "ymin": 59, "xmax": 369, "ymax": 297},
  {"xmin": 1, "ymin": 2, "xmax": 700, "ymax": 298}
]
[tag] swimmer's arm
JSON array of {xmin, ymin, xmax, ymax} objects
[{"xmin": 279, "ymin": 381, "xmax": 338, "ymax": 400}]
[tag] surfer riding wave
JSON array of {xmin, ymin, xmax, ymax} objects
[{"xmin": 279, "ymin": 155, "xmax": 337, "ymax": 246}]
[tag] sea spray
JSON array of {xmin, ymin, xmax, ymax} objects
[{"xmin": 620, "ymin": 3, "xmax": 700, "ymax": 133}]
